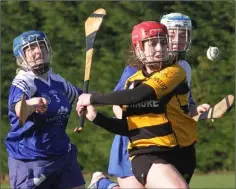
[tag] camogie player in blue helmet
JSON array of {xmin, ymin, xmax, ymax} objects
[
  {"xmin": 6, "ymin": 30, "xmax": 85, "ymax": 189},
  {"xmin": 7, "ymin": 30, "xmax": 118, "ymax": 189},
  {"xmin": 6, "ymin": 30, "xmax": 118, "ymax": 189},
  {"xmin": 160, "ymin": 13, "xmax": 210, "ymax": 117},
  {"xmin": 88, "ymin": 14, "xmax": 211, "ymax": 189}
]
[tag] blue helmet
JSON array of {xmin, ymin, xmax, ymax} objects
[{"xmin": 13, "ymin": 30, "xmax": 52, "ymax": 74}]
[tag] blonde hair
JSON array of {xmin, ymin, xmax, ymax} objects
[
  {"xmin": 16, "ymin": 68, "xmax": 23, "ymax": 75},
  {"xmin": 126, "ymin": 47, "xmax": 142, "ymax": 70}
]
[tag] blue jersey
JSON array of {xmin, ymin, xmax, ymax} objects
[
  {"xmin": 178, "ymin": 60, "xmax": 195, "ymax": 105},
  {"xmin": 114, "ymin": 66, "xmax": 138, "ymax": 91},
  {"xmin": 5, "ymin": 69, "xmax": 82, "ymax": 160}
]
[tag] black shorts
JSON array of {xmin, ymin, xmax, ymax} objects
[{"xmin": 131, "ymin": 144, "xmax": 196, "ymax": 186}]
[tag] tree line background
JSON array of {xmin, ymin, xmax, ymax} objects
[{"xmin": 1, "ymin": 1, "xmax": 235, "ymax": 176}]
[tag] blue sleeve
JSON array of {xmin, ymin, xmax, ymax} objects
[
  {"xmin": 8, "ymin": 85, "xmax": 35, "ymax": 131},
  {"xmin": 64, "ymin": 81, "xmax": 83, "ymax": 105},
  {"xmin": 188, "ymin": 88, "xmax": 196, "ymax": 105},
  {"xmin": 114, "ymin": 66, "xmax": 138, "ymax": 91},
  {"xmin": 8, "ymin": 84, "xmax": 30, "ymax": 111}
]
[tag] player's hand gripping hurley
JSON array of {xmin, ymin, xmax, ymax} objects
[
  {"xmin": 192, "ymin": 95, "xmax": 234, "ymax": 121},
  {"xmin": 74, "ymin": 8, "xmax": 106, "ymax": 132}
]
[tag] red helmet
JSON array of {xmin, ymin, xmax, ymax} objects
[{"xmin": 131, "ymin": 21, "xmax": 168, "ymax": 50}]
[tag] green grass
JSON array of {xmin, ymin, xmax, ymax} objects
[
  {"xmin": 190, "ymin": 172, "xmax": 235, "ymax": 188},
  {"xmin": 1, "ymin": 172, "xmax": 235, "ymax": 188},
  {"xmin": 1, "ymin": 184, "xmax": 10, "ymax": 189}
]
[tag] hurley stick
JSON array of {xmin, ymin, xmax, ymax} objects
[
  {"xmin": 193, "ymin": 95, "xmax": 234, "ymax": 121},
  {"xmin": 74, "ymin": 8, "xmax": 106, "ymax": 132},
  {"xmin": 18, "ymin": 93, "xmax": 28, "ymax": 125}
]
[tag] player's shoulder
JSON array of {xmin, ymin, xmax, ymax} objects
[
  {"xmin": 127, "ymin": 69, "xmax": 143, "ymax": 81},
  {"xmin": 165, "ymin": 63, "xmax": 186, "ymax": 74},
  {"xmin": 12, "ymin": 70, "xmax": 37, "ymax": 95},
  {"xmin": 178, "ymin": 60, "xmax": 191, "ymax": 70},
  {"xmin": 49, "ymin": 70, "xmax": 66, "ymax": 83},
  {"xmin": 13, "ymin": 70, "xmax": 35, "ymax": 86},
  {"xmin": 121, "ymin": 66, "xmax": 138, "ymax": 79},
  {"xmin": 153, "ymin": 63, "xmax": 186, "ymax": 81},
  {"xmin": 123, "ymin": 66, "xmax": 138, "ymax": 73},
  {"xmin": 172, "ymin": 62, "xmax": 186, "ymax": 74}
]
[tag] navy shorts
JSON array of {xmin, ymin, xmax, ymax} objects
[
  {"xmin": 8, "ymin": 144, "xmax": 85, "ymax": 189},
  {"xmin": 108, "ymin": 135, "xmax": 134, "ymax": 177},
  {"xmin": 131, "ymin": 144, "xmax": 196, "ymax": 185}
]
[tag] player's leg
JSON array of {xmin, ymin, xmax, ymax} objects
[
  {"xmin": 117, "ymin": 176, "xmax": 144, "ymax": 188},
  {"xmin": 146, "ymin": 162, "xmax": 189, "ymax": 188},
  {"xmin": 88, "ymin": 172, "xmax": 119, "ymax": 189},
  {"xmin": 131, "ymin": 153, "xmax": 189, "ymax": 189},
  {"xmin": 58, "ymin": 144, "xmax": 86, "ymax": 189},
  {"xmin": 8, "ymin": 156, "xmax": 33, "ymax": 189},
  {"xmin": 108, "ymin": 135, "xmax": 144, "ymax": 188},
  {"xmin": 68, "ymin": 185, "xmax": 85, "ymax": 189},
  {"xmin": 8, "ymin": 156, "xmax": 59, "ymax": 189},
  {"xmin": 171, "ymin": 144, "xmax": 196, "ymax": 184}
]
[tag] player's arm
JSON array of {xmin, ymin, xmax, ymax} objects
[
  {"xmin": 112, "ymin": 66, "xmax": 138, "ymax": 118},
  {"xmin": 188, "ymin": 88, "xmax": 196, "ymax": 105},
  {"xmin": 54, "ymin": 73, "xmax": 83, "ymax": 105},
  {"xmin": 93, "ymin": 112, "xmax": 129, "ymax": 136},
  {"xmin": 14, "ymin": 96, "xmax": 47, "ymax": 118},
  {"xmin": 77, "ymin": 104, "xmax": 129, "ymax": 136},
  {"xmin": 91, "ymin": 84, "xmax": 155, "ymax": 105},
  {"xmin": 65, "ymin": 81, "xmax": 83, "ymax": 104},
  {"xmin": 189, "ymin": 103, "xmax": 211, "ymax": 117},
  {"xmin": 188, "ymin": 88, "xmax": 198, "ymax": 116},
  {"xmin": 188, "ymin": 88, "xmax": 211, "ymax": 116},
  {"xmin": 113, "ymin": 105, "xmax": 122, "ymax": 119},
  {"xmin": 9, "ymin": 82, "xmax": 47, "ymax": 125},
  {"xmin": 14, "ymin": 98, "xmax": 35, "ymax": 118},
  {"xmin": 90, "ymin": 65, "xmax": 185, "ymax": 105}
]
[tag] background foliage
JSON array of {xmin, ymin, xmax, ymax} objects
[{"xmin": 1, "ymin": 1, "xmax": 235, "ymax": 175}]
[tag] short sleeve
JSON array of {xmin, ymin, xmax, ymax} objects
[{"xmin": 143, "ymin": 65, "xmax": 186, "ymax": 99}]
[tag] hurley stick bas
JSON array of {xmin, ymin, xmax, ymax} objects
[
  {"xmin": 18, "ymin": 93, "xmax": 28, "ymax": 126},
  {"xmin": 192, "ymin": 95, "xmax": 234, "ymax": 121},
  {"xmin": 74, "ymin": 8, "xmax": 106, "ymax": 132}
]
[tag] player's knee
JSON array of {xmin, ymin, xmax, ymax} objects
[{"xmin": 69, "ymin": 185, "xmax": 85, "ymax": 189}]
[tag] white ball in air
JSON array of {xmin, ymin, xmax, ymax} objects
[{"xmin": 207, "ymin": 46, "xmax": 219, "ymax": 61}]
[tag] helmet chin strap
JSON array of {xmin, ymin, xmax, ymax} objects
[
  {"xmin": 143, "ymin": 60, "xmax": 168, "ymax": 72},
  {"xmin": 169, "ymin": 51, "xmax": 186, "ymax": 60},
  {"xmin": 31, "ymin": 62, "xmax": 50, "ymax": 75},
  {"xmin": 38, "ymin": 71, "xmax": 49, "ymax": 80}
]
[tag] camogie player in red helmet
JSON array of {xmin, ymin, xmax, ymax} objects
[
  {"xmin": 76, "ymin": 21, "xmax": 199, "ymax": 188},
  {"xmin": 99, "ymin": 14, "xmax": 211, "ymax": 189}
]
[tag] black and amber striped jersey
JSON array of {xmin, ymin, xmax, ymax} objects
[{"xmin": 123, "ymin": 63, "xmax": 197, "ymax": 157}]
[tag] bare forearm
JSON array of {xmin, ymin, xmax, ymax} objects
[
  {"xmin": 14, "ymin": 97, "xmax": 47, "ymax": 125},
  {"xmin": 15, "ymin": 99, "xmax": 35, "ymax": 118},
  {"xmin": 113, "ymin": 105, "xmax": 123, "ymax": 119}
]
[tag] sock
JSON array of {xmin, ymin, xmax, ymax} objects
[{"xmin": 97, "ymin": 178, "xmax": 119, "ymax": 189}]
